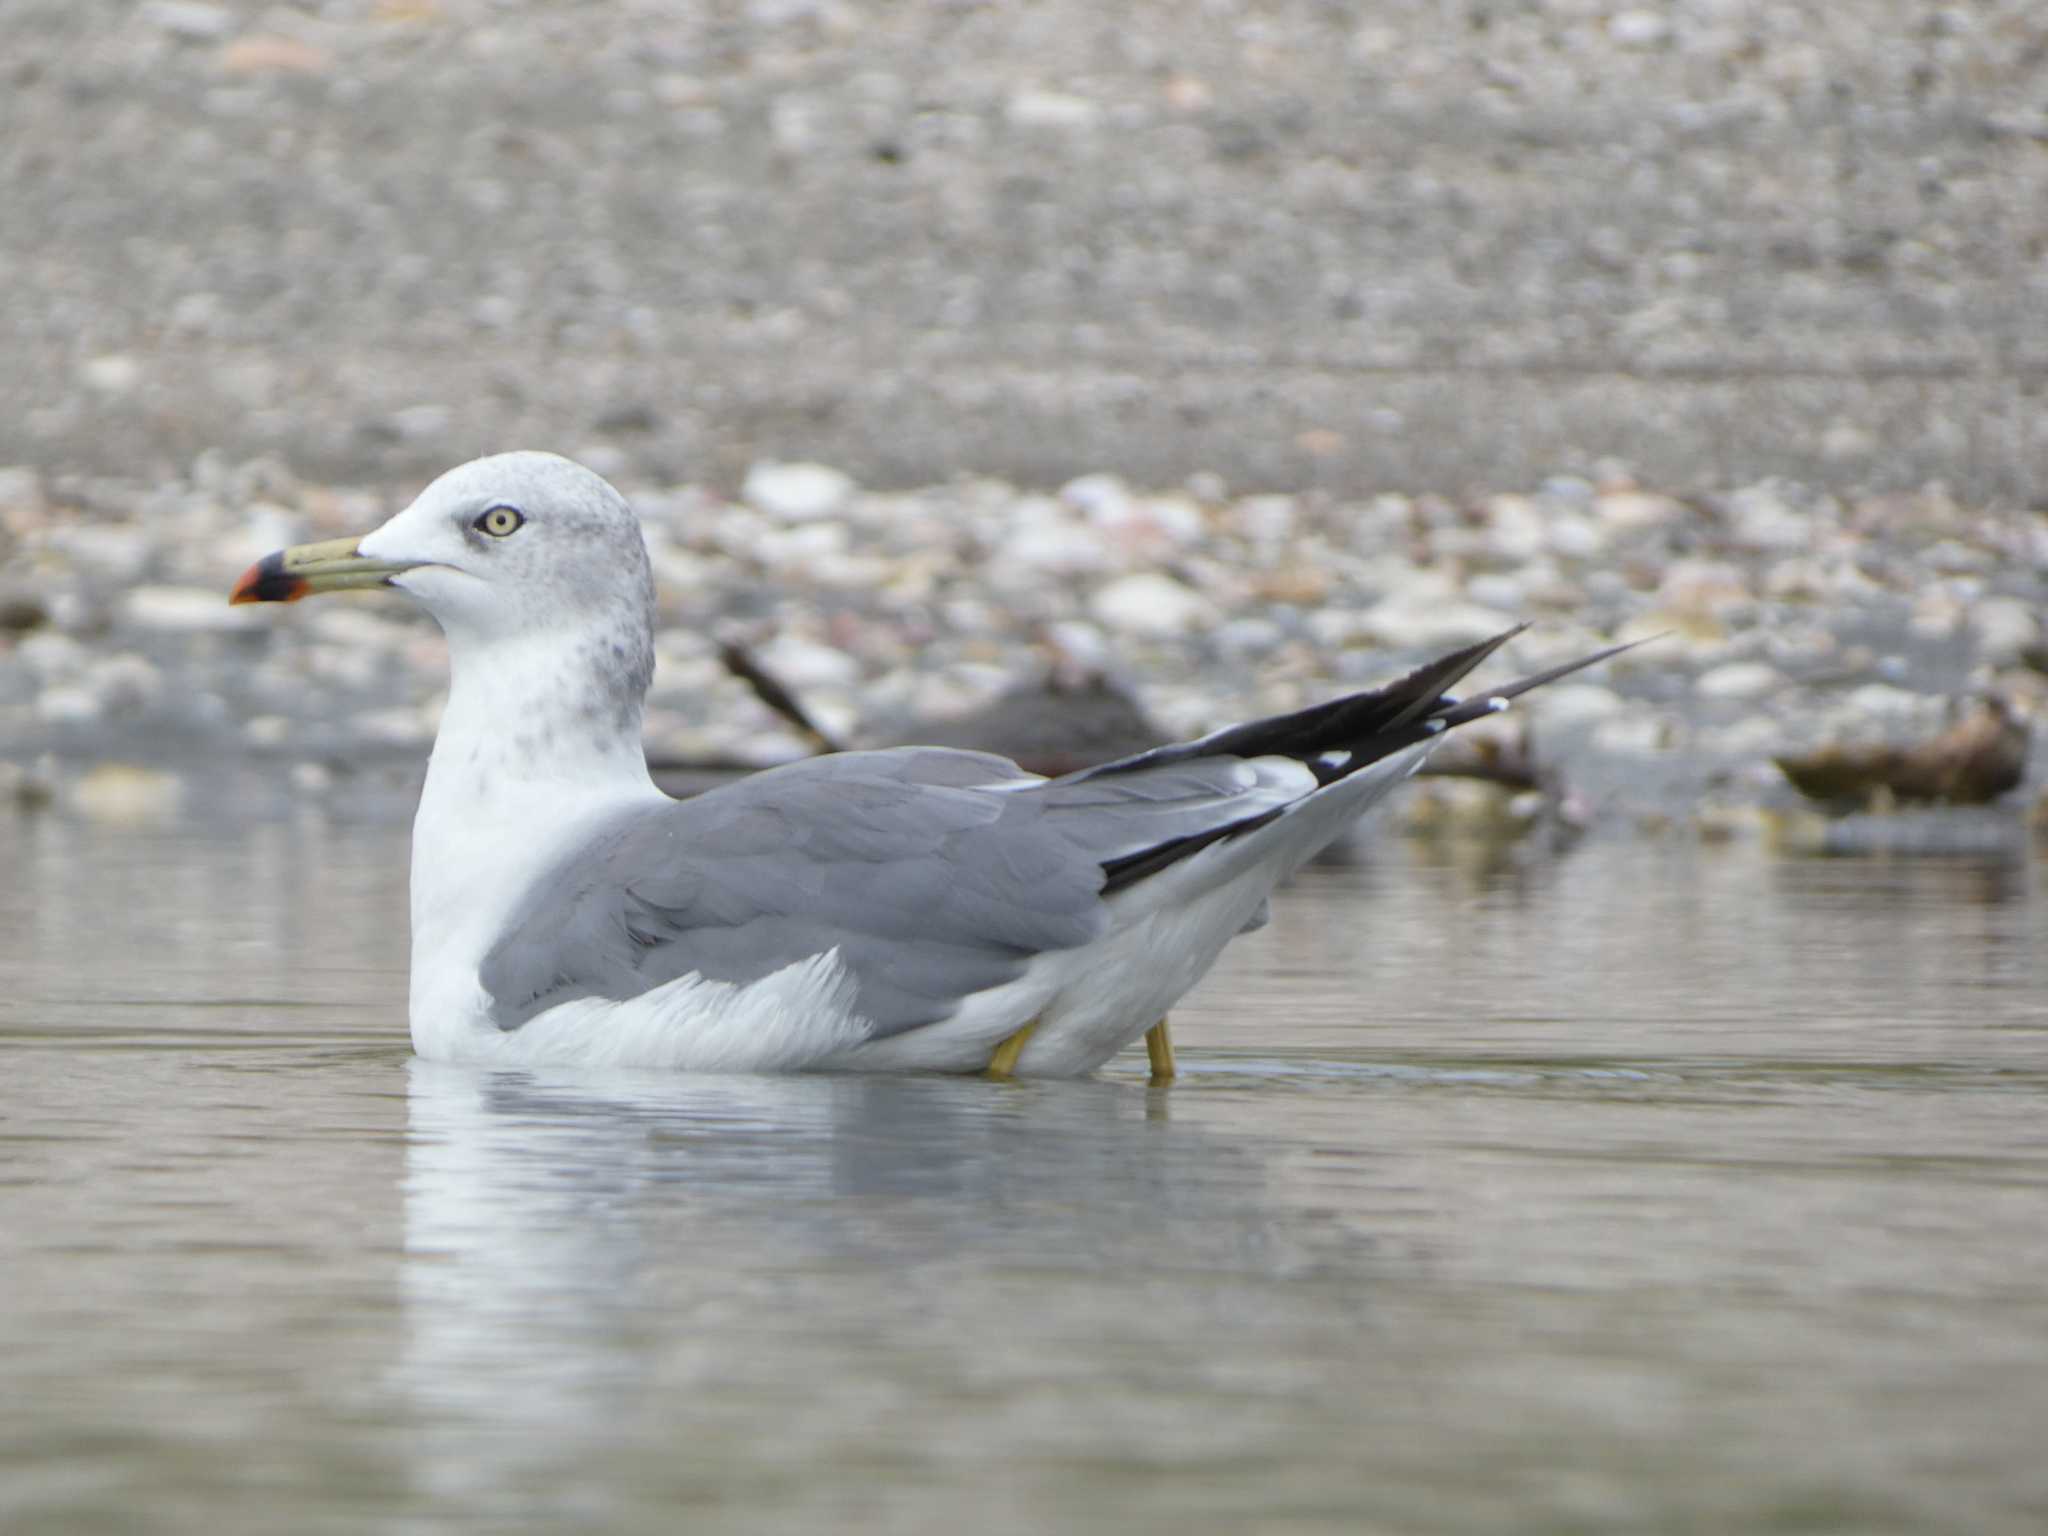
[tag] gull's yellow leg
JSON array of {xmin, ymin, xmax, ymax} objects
[
  {"xmin": 1144, "ymin": 1017, "xmax": 1177, "ymax": 1082},
  {"xmin": 987, "ymin": 1017, "xmax": 1041, "ymax": 1079}
]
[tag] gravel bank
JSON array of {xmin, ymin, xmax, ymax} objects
[
  {"xmin": 3, "ymin": 455, "xmax": 2042, "ymax": 840},
  {"xmin": 6, "ymin": 1, "xmax": 2048, "ymax": 497}
]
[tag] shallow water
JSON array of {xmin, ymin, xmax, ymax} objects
[{"xmin": 2, "ymin": 811, "xmax": 2045, "ymax": 1534}]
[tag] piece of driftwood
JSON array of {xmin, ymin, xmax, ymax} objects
[{"xmin": 1774, "ymin": 697, "xmax": 2027, "ymax": 808}]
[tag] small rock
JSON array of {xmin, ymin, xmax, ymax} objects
[
  {"xmin": 1538, "ymin": 475, "xmax": 1596, "ymax": 508},
  {"xmin": 1702, "ymin": 715, "xmax": 1785, "ymax": 756},
  {"xmin": 1212, "ymin": 617, "xmax": 1285, "ymax": 659},
  {"xmin": 1232, "ymin": 493, "xmax": 1292, "ymax": 542},
  {"xmin": 71, "ymin": 764, "xmax": 185, "ymax": 824},
  {"xmin": 1776, "ymin": 700, "xmax": 2027, "ymax": 807},
  {"xmin": 0, "ymin": 759, "xmax": 58, "ymax": 811},
  {"xmin": 218, "ymin": 35, "xmax": 330, "ymax": 74},
  {"xmin": 1483, "ymin": 494, "xmax": 1548, "ymax": 562},
  {"xmin": 51, "ymin": 524, "xmax": 154, "ymax": 584},
  {"xmin": 1821, "ymin": 421, "xmax": 1877, "ymax": 461},
  {"xmin": 0, "ymin": 591, "xmax": 48, "ymax": 633},
  {"xmin": 742, "ymin": 461, "xmax": 856, "ymax": 522},
  {"xmin": 1090, "ymin": 573, "xmax": 1216, "ymax": 637},
  {"xmin": 1593, "ymin": 714, "xmax": 1673, "ymax": 756},
  {"xmin": 244, "ymin": 714, "xmax": 293, "ymax": 748},
  {"xmin": 1656, "ymin": 561, "xmax": 1752, "ymax": 623},
  {"xmin": 755, "ymin": 635, "xmax": 861, "ymax": 689},
  {"xmin": 123, "ymin": 585, "xmax": 262, "ymax": 634},
  {"xmin": 1971, "ymin": 596, "xmax": 2040, "ymax": 666},
  {"xmin": 143, "ymin": 0, "xmax": 232, "ymax": 39},
  {"xmin": 1529, "ymin": 683, "xmax": 1626, "ymax": 728},
  {"xmin": 0, "ymin": 466, "xmax": 44, "ymax": 512},
  {"xmin": 1695, "ymin": 661, "xmax": 1783, "ymax": 701},
  {"xmin": 1725, "ymin": 484, "xmax": 1816, "ymax": 552},
  {"xmin": 1359, "ymin": 595, "xmax": 1518, "ymax": 650},
  {"xmin": 1910, "ymin": 588, "xmax": 1968, "ymax": 640},
  {"xmin": 1609, "ymin": 9, "xmax": 1670, "ymax": 46},
  {"xmin": 1005, "ymin": 89, "xmax": 1101, "ymax": 130},
  {"xmin": 1060, "ymin": 473, "xmax": 1131, "ymax": 522},
  {"xmin": 87, "ymin": 654, "xmax": 162, "ymax": 715},
  {"xmin": 1834, "ymin": 684, "xmax": 1945, "ymax": 732},
  {"xmin": 1466, "ymin": 573, "xmax": 1526, "ymax": 612},
  {"xmin": 36, "ymin": 686, "xmax": 102, "ymax": 725},
  {"xmin": 1004, "ymin": 523, "xmax": 1112, "ymax": 578},
  {"xmin": 81, "ymin": 355, "xmax": 142, "ymax": 395},
  {"xmin": 1546, "ymin": 514, "xmax": 1607, "ymax": 560},
  {"xmin": 1305, "ymin": 608, "xmax": 1373, "ymax": 648},
  {"xmin": 1595, "ymin": 490, "xmax": 1686, "ymax": 534},
  {"xmin": 16, "ymin": 631, "xmax": 88, "ymax": 681}
]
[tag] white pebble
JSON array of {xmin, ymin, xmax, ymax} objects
[
  {"xmin": 1609, "ymin": 10, "xmax": 1670, "ymax": 46},
  {"xmin": 1005, "ymin": 90, "xmax": 1101, "ymax": 130},
  {"xmin": 0, "ymin": 466, "xmax": 43, "ymax": 510},
  {"xmin": 1483, "ymin": 494, "xmax": 1548, "ymax": 561},
  {"xmin": 17, "ymin": 631, "xmax": 89, "ymax": 681},
  {"xmin": 1970, "ymin": 596, "xmax": 2039, "ymax": 666},
  {"xmin": 1694, "ymin": 661, "xmax": 1783, "ymax": 701},
  {"xmin": 1595, "ymin": 490, "xmax": 1686, "ymax": 533},
  {"xmin": 143, "ymin": 0, "xmax": 232, "ymax": 38},
  {"xmin": 1532, "ymin": 684, "xmax": 1626, "ymax": 728},
  {"xmin": 123, "ymin": 585, "xmax": 261, "ymax": 634},
  {"xmin": 741, "ymin": 461, "xmax": 856, "ymax": 522},
  {"xmin": 1213, "ymin": 617, "xmax": 1285, "ymax": 659},
  {"xmin": 244, "ymin": 714, "xmax": 293, "ymax": 748},
  {"xmin": 756, "ymin": 634, "xmax": 861, "ymax": 689},
  {"xmin": 1545, "ymin": 513, "xmax": 1607, "ymax": 559},
  {"xmin": 70, "ymin": 763, "xmax": 184, "ymax": 824},
  {"xmin": 1090, "ymin": 573, "xmax": 1216, "ymax": 637},
  {"xmin": 1360, "ymin": 596, "xmax": 1519, "ymax": 650},
  {"xmin": 81, "ymin": 354, "xmax": 142, "ymax": 395},
  {"xmin": 36, "ymin": 686, "xmax": 101, "ymax": 725}
]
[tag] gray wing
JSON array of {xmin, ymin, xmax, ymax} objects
[
  {"xmin": 477, "ymin": 745, "xmax": 1298, "ymax": 1038},
  {"xmin": 479, "ymin": 749, "xmax": 1112, "ymax": 1035},
  {"xmin": 477, "ymin": 630, "xmax": 1636, "ymax": 1041}
]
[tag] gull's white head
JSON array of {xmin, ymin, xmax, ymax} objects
[
  {"xmin": 357, "ymin": 453, "xmax": 654, "ymax": 634},
  {"xmin": 234, "ymin": 449, "xmax": 653, "ymax": 635},
  {"xmin": 231, "ymin": 451, "xmax": 658, "ymax": 759}
]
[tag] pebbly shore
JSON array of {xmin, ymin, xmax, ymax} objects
[{"xmin": 1, "ymin": 454, "xmax": 2042, "ymax": 844}]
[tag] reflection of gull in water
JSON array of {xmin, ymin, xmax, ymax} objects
[
  {"xmin": 232, "ymin": 452, "xmax": 1630, "ymax": 1076},
  {"xmin": 393, "ymin": 1060, "xmax": 1385, "ymax": 1515}
]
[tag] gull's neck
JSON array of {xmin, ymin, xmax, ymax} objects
[
  {"xmin": 411, "ymin": 614, "xmax": 661, "ymax": 971},
  {"xmin": 428, "ymin": 620, "xmax": 656, "ymax": 797}
]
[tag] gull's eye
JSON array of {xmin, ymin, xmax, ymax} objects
[{"xmin": 474, "ymin": 505, "xmax": 525, "ymax": 538}]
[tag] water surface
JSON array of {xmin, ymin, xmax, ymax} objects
[{"xmin": 3, "ymin": 813, "xmax": 2044, "ymax": 1534}]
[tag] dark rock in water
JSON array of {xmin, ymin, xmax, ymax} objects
[
  {"xmin": 908, "ymin": 671, "xmax": 1164, "ymax": 778},
  {"xmin": 1774, "ymin": 698, "xmax": 2028, "ymax": 808},
  {"xmin": 650, "ymin": 644, "xmax": 1164, "ymax": 781}
]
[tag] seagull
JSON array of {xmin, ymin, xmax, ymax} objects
[{"xmin": 232, "ymin": 452, "xmax": 1632, "ymax": 1078}]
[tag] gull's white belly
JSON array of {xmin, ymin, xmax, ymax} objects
[{"xmin": 410, "ymin": 952, "xmax": 875, "ymax": 1071}]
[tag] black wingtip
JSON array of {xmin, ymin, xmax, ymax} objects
[
  {"xmin": 1377, "ymin": 623, "xmax": 1531, "ymax": 731},
  {"xmin": 1427, "ymin": 632, "xmax": 1658, "ymax": 729}
]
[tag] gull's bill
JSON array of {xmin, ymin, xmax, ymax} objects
[{"xmin": 229, "ymin": 535, "xmax": 418, "ymax": 605}]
